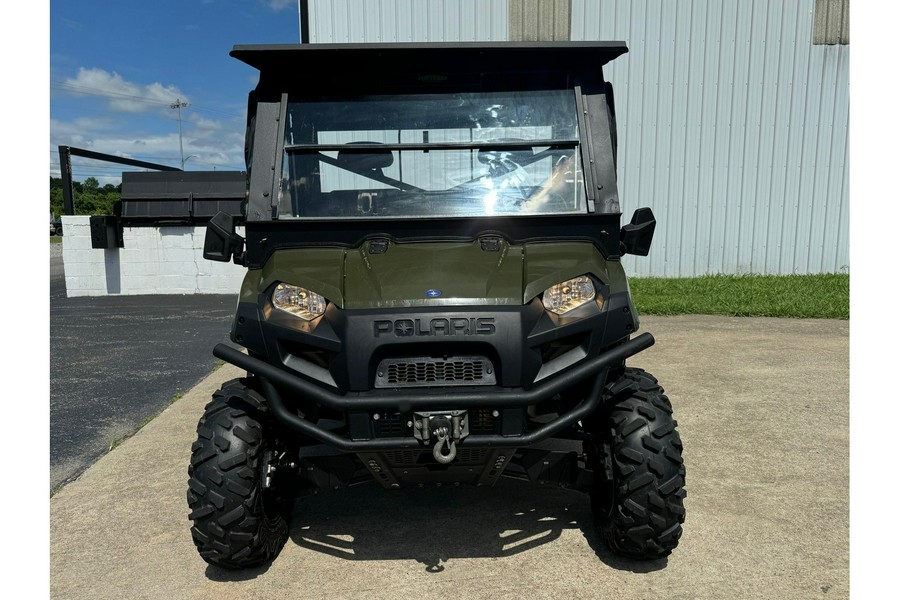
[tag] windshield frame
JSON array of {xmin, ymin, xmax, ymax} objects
[
  {"xmin": 274, "ymin": 89, "xmax": 587, "ymax": 221},
  {"xmin": 246, "ymin": 84, "xmax": 620, "ymax": 220}
]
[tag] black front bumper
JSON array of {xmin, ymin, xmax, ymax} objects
[{"xmin": 213, "ymin": 331, "xmax": 654, "ymax": 451}]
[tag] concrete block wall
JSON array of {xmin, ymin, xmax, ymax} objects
[{"xmin": 61, "ymin": 216, "xmax": 246, "ymax": 297}]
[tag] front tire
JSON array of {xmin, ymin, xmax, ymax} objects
[
  {"xmin": 588, "ymin": 368, "xmax": 687, "ymax": 559},
  {"xmin": 187, "ymin": 380, "xmax": 291, "ymax": 569}
]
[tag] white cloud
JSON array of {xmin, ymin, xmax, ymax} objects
[
  {"xmin": 267, "ymin": 0, "xmax": 296, "ymax": 12},
  {"xmin": 51, "ymin": 68, "xmax": 247, "ymax": 183},
  {"xmin": 189, "ymin": 114, "xmax": 223, "ymax": 130},
  {"xmin": 62, "ymin": 68, "xmax": 189, "ymax": 114},
  {"xmin": 50, "ymin": 118, "xmax": 98, "ymax": 141},
  {"xmin": 72, "ymin": 117, "xmax": 116, "ymax": 131}
]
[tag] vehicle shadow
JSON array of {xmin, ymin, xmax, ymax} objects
[
  {"xmin": 205, "ymin": 561, "xmax": 275, "ymax": 582},
  {"xmin": 286, "ymin": 478, "xmax": 667, "ymax": 573},
  {"xmin": 582, "ymin": 527, "xmax": 669, "ymax": 574}
]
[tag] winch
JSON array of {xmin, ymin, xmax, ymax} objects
[{"xmin": 412, "ymin": 411, "xmax": 469, "ymax": 464}]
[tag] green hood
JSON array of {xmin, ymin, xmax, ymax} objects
[
  {"xmin": 343, "ymin": 240, "xmax": 523, "ymax": 309},
  {"xmin": 243, "ymin": 240, "xmax": 623, "ymax": 310}
]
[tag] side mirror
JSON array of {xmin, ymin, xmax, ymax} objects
[
  {"xmin": 620, "ymin": 207, "xmax": 656, "ymax": 256},
  {"xmin": 204, "ymin": 211, "xmax": 245, "ymax": 264}
]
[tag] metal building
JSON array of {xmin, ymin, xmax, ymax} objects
[{"xmin": 306, "ymin": 0, "xmax": 849, "ymax": 277}]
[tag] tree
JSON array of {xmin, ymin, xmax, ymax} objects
[
  {"xmin": 50, "ymin": 176, "xmax": 120, "ymax": 217},
  {"xmin": 50, "ymin": 187, "xmax": 63, "ymax": 220}
]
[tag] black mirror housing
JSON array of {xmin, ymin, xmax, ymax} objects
[
  {"xmin": 204, "ymin": 211, "xmax": 245, "ymax": 264},
  {"xmin": 620, "ymin": 207, "xmax": 656, "ymax": 256}
]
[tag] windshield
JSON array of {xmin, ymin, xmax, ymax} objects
[{"xmin": 277, "ymin": 90, "xmax": 585, "ymax": 219}]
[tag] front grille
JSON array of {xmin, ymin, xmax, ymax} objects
[
  {"xmin": 374, "ymin": 413, "xmax": 404, "ymax": 437},
  {"xmin": 382, "ymin": 450, "xmax": 419, "ymax": 466},
  {"xmin": 469, "ymin": 408, "xmax": 497, "ymax": 434},
  {"xmin": 390, "ymin": 360, "xmax": 482, "ymax": 383},
  {"xmin": 372, "ymin": 410, "xmax": 496, "ymax": 438},
  {"xmin": 374, "ymin": 356, "xmax": 496, "ymax": 388}
]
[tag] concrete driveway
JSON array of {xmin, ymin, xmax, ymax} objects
[{"xmin": 49, "ymin": 315, "xmax": 849, "ymax": 600}]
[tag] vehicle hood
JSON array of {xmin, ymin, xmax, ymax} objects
[
  {"xmin": 252, "ymin": 240, "xmax": 617, "ymax": 311},
  {"xmin": 342, "ymin": 240, "xmax": 523, "ymax": 309}
]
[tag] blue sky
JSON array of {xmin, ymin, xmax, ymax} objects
[{"xmin": 50, "ymin": 1, "xmax": 302, "ymax": 184}]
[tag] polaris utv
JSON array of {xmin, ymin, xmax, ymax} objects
[{"xmin": 189, "ymin": 41, "xmax": 686, "ymax": 569}]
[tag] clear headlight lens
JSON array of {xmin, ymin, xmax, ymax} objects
[
  {"xmin": 272, "ymin": 283, "xmax": 327, "ymax": 320},
  {"xmin": 542, "ymin": 275, "xmax": 596, "ymax": 315}
]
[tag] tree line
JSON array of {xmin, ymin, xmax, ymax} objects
[{"xmin": 50, "ymin": 176, "xmax": 122, "ymax": 219}]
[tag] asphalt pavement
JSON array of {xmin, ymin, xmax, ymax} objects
[
  {"xmin": 50, "ymin": 255, "xmax": 238, "ymax": 489},
  {"xmin": 49, "ymin": 314, "xmax": 849, "ymax": 600}
]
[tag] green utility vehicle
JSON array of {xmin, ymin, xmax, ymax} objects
[{"xmin": 191, "ymin": 41, "xmax": 686, "ymax": 569}]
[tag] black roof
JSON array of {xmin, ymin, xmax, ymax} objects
[{"xmin": 231, "ymin": 41, "xmax": 628, "ymax": 75}]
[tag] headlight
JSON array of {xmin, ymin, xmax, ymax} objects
[
  {"xmin": 272, "ymin": 283, "xmax": 327, "ymax": 320},
  {"xmin": 542, "ymin": 275, "xmax": 597, "ymax": 315}
]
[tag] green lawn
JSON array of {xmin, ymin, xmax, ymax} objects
[
  {"xmin": 50, "ymin": 236, "xmax": 62, "ymax": 244},
  {"xmin": 629, "ymin": 274, "xmax": 849, "ymax": 319}
]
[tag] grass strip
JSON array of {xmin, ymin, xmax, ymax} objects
[{"xmin": 629, "ymin": 274, "xmax": 849, "ymax": 319}]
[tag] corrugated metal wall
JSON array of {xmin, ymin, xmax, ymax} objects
[
  {"xmin": 813, "ymin": 0, "xmax": 850, "ymax": 45},
  {"xmin": 306, "ymin": 0, "xmax": 849, "ymax": 277},
  {"xmin": 508, "ymin": 0, "xmax": 571, "ymax": 40},
  {"xmin": 309, "ymin": 0, "xmax": 508, "ymax": 42},
  {"xmin": 572, "ymin": 0, "xmax": 849, "ymax": 276}
]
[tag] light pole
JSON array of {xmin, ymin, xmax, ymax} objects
[{"xmin": 170, "ymin": 98, "xmax": 189, "ymax": 170}]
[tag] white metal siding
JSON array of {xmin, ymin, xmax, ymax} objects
[
  {"xmin": 309, "ymin": 0, "xmax": 508, "ymax": 43},
  {"xmin": 572, "ymin": 0, "xmax": 849, "ymax": 276}
]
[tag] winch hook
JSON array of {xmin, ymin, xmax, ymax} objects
[{"xmin": 432, "ymin": 426, "xmax": 457, "ymax": 464}]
